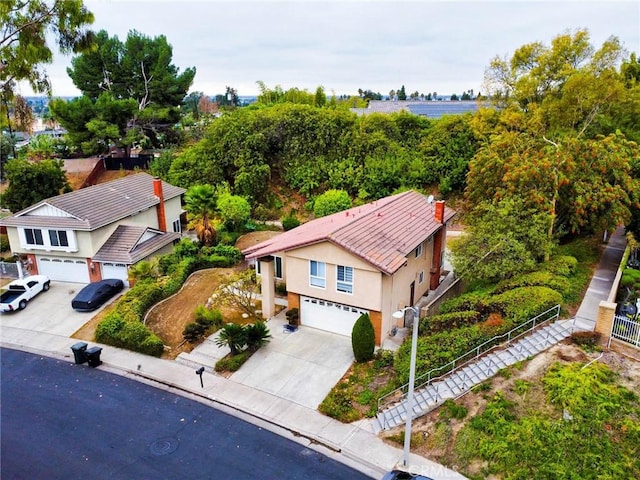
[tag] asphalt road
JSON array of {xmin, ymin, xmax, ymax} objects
[{"xmin": 1, "ymin": 348, "xmax": 374, "ymax": 480}]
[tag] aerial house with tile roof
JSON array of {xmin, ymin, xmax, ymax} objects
[
  {"xmin": 0, "ymin": 173, "xmax": 184, "ymax": 286},
  {"xmin": 243, "ymin": 190, "xmax": 456, "ymax": 346}
]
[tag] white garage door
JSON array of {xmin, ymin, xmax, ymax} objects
[
  {"xmin": 300, "ymin": 296, "xmax": 368, "ymax": 337},
  {"xmin": 37, "ymin": 256, "xmax": 90, "ymax": 283},
  {"xmin": 101, "ymin": 262, "xmax": 129, "ymax": 287}
]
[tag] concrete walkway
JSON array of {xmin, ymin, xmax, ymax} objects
[{"xmin": 574, "ymin": 225, "xmax": 627, "ymax": 331}]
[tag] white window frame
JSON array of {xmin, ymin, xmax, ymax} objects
[
  {"xmin": 415, "ymin": 243, "xmax": 423, "ymax": 258},
  {"xmin": 309, "ymin": 260, "xmax": 326, "ymax": 288},
  {"xmin": 24, "ymin": 228, "xmax": 44, "ymax": 246},
  {"xmin": 19, "ymin": 228, "xmax": 77, "ymax": 252},
  {"xmin": 172, "ymin": 219, "xmax": 181, "ymax": 233},
  {"xmin": 336, "ymin": 265, "xmax": 353, "ymax": 294},
  {"xmin": 48, "ymin": 229, "xmax": 69, "ymax": 247}
]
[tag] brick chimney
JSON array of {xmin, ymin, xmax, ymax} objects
[
  {"xmin": 153, "ymin": 177, "xmax": 167, "ymax": 232},
  {"xmin": 434, "ymin": 200, "xmax": 445, "ymax": 223}
]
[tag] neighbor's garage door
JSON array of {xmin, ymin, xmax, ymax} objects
[
  {"xmin": 101, "ymin": 262, "xmax": 129, "ymax": 287},
  {"xmin": 300, "ymin": 296, "xmax": 368, "ymax": 337},
  {"xmin": 37, "ymin": 256, "xmax": 90, "ymax": 283}
]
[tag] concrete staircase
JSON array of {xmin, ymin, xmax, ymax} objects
[
  {"xmin": 175, "ymin": 336, "xmax": 228, "ymax": 373},
  {"xmin": 374, "ymin": 319, "xmax": 575, "ymax": 432}
]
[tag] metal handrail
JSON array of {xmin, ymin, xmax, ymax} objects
[{"xmin": 377, "ymin": 304, "xmax": 561, "ymax": 424}]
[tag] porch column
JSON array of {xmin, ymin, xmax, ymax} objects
[
  {"xmin": 595, "ymin": 300, "xmax": 616, "ymax": 344},
  {"xmin": 258, "ymin": 256, "xmax": 275, "ymax": 319}
]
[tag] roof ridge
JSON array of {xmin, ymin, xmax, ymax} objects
[{"xmin": 329, "ymin": 190, "xmax": 413, "ymax": 238}]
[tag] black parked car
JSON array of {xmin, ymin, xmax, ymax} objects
[{"xmin": 71, "ymin": 279, "xmax": 124, "ymax": 311}]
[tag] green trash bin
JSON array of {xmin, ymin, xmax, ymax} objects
[
  {"xmin": 86, "ymin": 346, "xmax": 103, "ymax": 368},
  {"xmin": 70, "ymin": 342, "xmax": 88, "ymax": 364}
]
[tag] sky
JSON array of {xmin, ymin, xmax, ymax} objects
[{"xmin": 17, "ymin": 0, "xmax": 640, "ymax": 99}]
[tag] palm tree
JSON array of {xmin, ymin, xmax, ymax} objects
[
  {"xmin": 245, "ymin": 321, "xmax": 272, "ymax": 352},
  {"xmin": 215, "ymin": 323, "xmax": 247, "ymax": 356},
  {"xmin": 184, "ymin": 184, "xmax": 217, "ymax": 246}
]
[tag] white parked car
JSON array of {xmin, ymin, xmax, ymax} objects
[{"xmin": 0, "ymin": 275, "xmax": 51, "ymax": 312}]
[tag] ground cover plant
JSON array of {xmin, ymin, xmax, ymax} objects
[
  {"xmin": 320, "ymin": 237, "xmax": 600, "ymax": 422},
  {"xmin": 385, "ymin": 344, "xmax": 640, "ymax": 480}
]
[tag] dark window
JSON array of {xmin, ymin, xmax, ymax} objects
[
  {"xmin": 49, "ymin": 230, "xmax": 69, "ymax": 247},
  {"xmin": 25, "ymin": 228, "xmax": 44, "ymax": 246}
]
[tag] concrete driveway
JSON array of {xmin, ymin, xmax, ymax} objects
[
  {"xmin": 0, "ymin": 281, "xmax": 118, "ymax": 337},
  {"xmin": 229, "ymin": 314, "xmax": 354, "ymax": 410}
]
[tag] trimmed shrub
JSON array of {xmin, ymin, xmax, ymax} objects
[
  {"xmin": 544, "ymin": 255, "xmax": 578, "ymax": 277},
  {"xmin": 183, "ymin": 322, "xmax": 206, "ymax": 342},
  {"xmin": 194, "ymin": 305, "xmax": 223, "ymax": 327},
  {"xmin": 215, "ymin": 351, "xmax": 251, "ymax": 372},
  {"xmin": 495, "ymin": 271, "xmax": 571, "ymax": 296},
  {"xmin": 485, "ymin": 286, "xmax": 563, "ymax": 324},
  {"xmin": 281, "ymin": 214, "xmax": 300, "ymax": 231},
  {"xmin": 394, "ymin": 325, "xmax": 490, "ymax": 384},
  {"xmin": 419, "ymin": 310, "xmax": 482, "ymax": 335},
  {"xmin": 352, "ymin": 313, "xmax": 375, "ymax": 362},
  {"xmin": 438, "ymin": 289, "xmax": 493, "ymax": 315},
  {"xmin": 313, "ymin": 189, "xmax": 352, "ymax": 217}
]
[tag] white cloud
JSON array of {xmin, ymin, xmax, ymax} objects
[{"xmin": 15, "ymin": 0, "xmax": 640, "ymax": 98}]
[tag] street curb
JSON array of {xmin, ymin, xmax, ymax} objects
[{"xmin": 0, "ymin": 341, "xmax": 387, "ymax": 478}]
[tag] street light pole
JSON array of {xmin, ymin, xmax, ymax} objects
[{"xmin": 393, "ymin": 305, "xmax": 420, "ymax": 467}]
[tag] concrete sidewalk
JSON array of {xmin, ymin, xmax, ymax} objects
[
  {"xmin": 574, "ymin": 225, "xmax": 627, "ymax": 331},
  {"xmin": 0, "ymin": 323, "xmax": 466, "ymax": 480}
]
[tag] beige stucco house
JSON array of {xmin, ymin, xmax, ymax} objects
[
  {"xmin": 243, "ymin": 190, "xmax": 456, "ymax": 346},
  {"xmin": 0, "ymin": 173, "xmax": 184, "ymax": 285}
]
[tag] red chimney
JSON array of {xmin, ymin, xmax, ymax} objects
[
  {"xmin": 153, "ymin": 177, "xmax": 167, "ymax": 232},
  {"xmin": 435, "ymin": 200, "xmax": 445, "ymax": 223}
]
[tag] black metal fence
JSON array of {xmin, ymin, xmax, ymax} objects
[{"xmin": 103, "ymin": 154, "xmax": 153, "ymax": 171}]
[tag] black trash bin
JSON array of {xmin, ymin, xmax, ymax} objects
[
  {"xmin": 70, "ymin": 342, "xmax": 88, "ymax": 365},
  {"xmin": 85, "ymin": 346, "xmax": 103, "ymax": 368}
]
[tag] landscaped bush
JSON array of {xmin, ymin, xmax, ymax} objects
[
  {"xmin": 194, "ymin": 305, "xmax": 223, "ymax": 327},
  {"xmin": 543, "ymin": 255, "xmax": 578, "ymax": 277},
  {"xmin": 394, "ymin": 325, "xmax": 490, "ymax": 384},
  {"xmin": 183, "ymin": 322, "xmax": 206, "ymax": 342},
  {"xmin": 351, "ymin": 313, "xmax": 375, "ymax": 362},
  {"xmin": 495, "ymin": 271, "xmax": 571, "ymax": 296},
  {"xmin": 318, "ymin": 386, "xmax": 362, "ymax": 423},
  {"xmin": 95, "ymin": 311, "xmax": 164, "ymax": 356},
  {"xmin": 621, "ymin": 268, "xmax": 640, "ymax": 292},
  {"xmin": 281, "ymin": 214, "xmax": 300, "ymax": 231},
  {"xmin": 485, "ymin": 286, "xmax": 563, "ymax": 324},
  {"xmin": 419, "ymin": 310, "xmax": 482, "ymax": 335},
  {"xmin": 214, "ymin": 351, "xmax": 251, "ymax": 372},
  {"xmin": 437, "ymin": 288, "xmax": 494, "ymax": 315}
]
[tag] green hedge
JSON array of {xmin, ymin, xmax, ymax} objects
[
  {"xmin": 437, "ymin": 289, "xmax": 493, "ymax": 315},
  {"xmin": 419, "ymin": 310, "xmax": 482, "ymax": 335},
  {"xmin": 495, "ymin": 271, "xmax": 571, "ymax": 297},
  {"xmin": 214, "ymin": 351, "xmax": 251, "ymax": 372},
  {"xmin": 485, "ymin": 286, "xmax": 563, "ymax": 324},
  {"xmin": 394, "ymin": 325, "xmax": 490, "ymax": 384}
]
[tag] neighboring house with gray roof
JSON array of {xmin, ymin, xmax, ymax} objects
[
  {"xmin": 0, "ymin": 173, "xmax": 184, "ymax": 285},
  {"xmin": 243, "ymin": 190, "xmax": 456, "ymax": 345}
]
